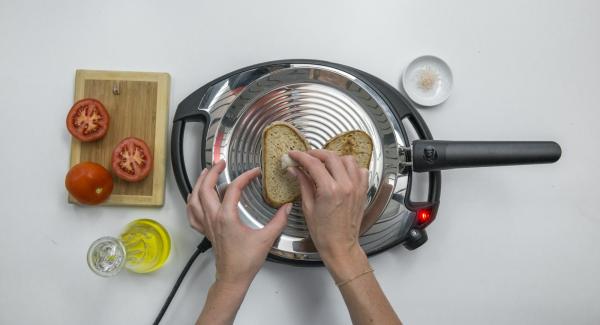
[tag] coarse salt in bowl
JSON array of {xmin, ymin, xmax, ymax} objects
[{"xmin": 402, "ymin": 55, "xmax": 453, "ymax": 107}]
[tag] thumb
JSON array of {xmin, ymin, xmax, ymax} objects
[
  {"xmin": 261, "ymin": 203, "xmax": 292, "ymax": 240},
  {"xmin": 288, "ymin": 167, "xmax": 315, "ymax": 210}
]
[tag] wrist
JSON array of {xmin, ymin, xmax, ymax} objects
[
  {"xmin": 198, "ymin": 280, "xmax": 250, "ymax": 325},
  {"xmin": 215, "ymin": 268, "xmax": 256, "ymax": 291},
  {"xmin": 321, "ymin": 244, "xmax": 370, "ymax": 283},
  {"xmin": 211, "ymin": 279, "xmax": 251, "ymax": 298}
]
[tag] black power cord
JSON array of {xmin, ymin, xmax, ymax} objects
[{"xmin": 153, "ymin": 237, "xmax": 212, "ymax": 325}]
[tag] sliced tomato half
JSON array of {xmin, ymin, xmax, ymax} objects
[
  {"xmin": 111, "ymin": 137, "xmax": 153, "ymax": 182},
  {"xmin": 66, "ymin": 98, "xmax": 110, "ymax": 142}
]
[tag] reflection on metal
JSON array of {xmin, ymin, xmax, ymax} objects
[{"xmin": 198, "ymin": 63, "xmax": 414, "ymax": 262}]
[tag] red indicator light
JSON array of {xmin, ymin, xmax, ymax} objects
[{"xmin": 417, "ymin": 209, "xmax": 432, "ymax": 225}]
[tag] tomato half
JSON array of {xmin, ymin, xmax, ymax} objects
[
  {"xmin": 66, "ymin": 98, "xmax": 110, "ymax": 142},
  {"xmin": 66, "ymin": 162, "xmax": 113, "ymax": 205},
  {"xmin": 111, "ymin": 137, "xmax": 153, "ymax": 182}
]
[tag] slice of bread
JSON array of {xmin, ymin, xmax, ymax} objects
[
  {"xmin": 262, "ymin": 122, "xmax": 310, "ymax": 207},
  {"xmin": 323, "ymin": 130, "xmax": 373, "ymax": 169}
]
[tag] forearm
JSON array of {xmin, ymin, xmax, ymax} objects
[
  {"xmin": 339, "ymin": 273, "xmax": 402, "ymax": 325},
  {"xmin": 196, "ymin": 281, "xmax": 249, "ymax": 325},
  {"xmin": 324, "ymin": 247, "xmax": 402, "ymax": 325}
]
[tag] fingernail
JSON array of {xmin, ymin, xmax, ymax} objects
[
  {"xmin": 201, "ymin": 168, "xmax": 207, "ymax": 175},
  {"xmin": 287, "ymin": 167, "xmax": 297, "ymax": 177},
  {"xmin": 284, "ymin": 203, "xmax": 292, "ymax": 214}
]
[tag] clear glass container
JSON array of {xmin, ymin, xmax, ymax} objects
[{"xmin": 87, "ymin": 219, "xmax": 171, "ymax": 277}]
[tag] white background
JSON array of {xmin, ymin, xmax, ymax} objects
[{"xmin": 1, "ymin": 0, "xmax": 599, "ymax": 324}]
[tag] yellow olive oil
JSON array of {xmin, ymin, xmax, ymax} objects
[{"xmin": 120, "ymin": 219, "xmax": 171, "ymax": 273}]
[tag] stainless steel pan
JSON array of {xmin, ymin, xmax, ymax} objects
[{"xmin": 172, "ymin": 60, "xmax": 561, "ymax": 265}]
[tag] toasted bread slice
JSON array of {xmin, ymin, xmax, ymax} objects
[
  {"xmin": 324, "ymin": 130, "xmax": 373, "ymax": 169},
  {"xmin": 261, "ymin": 122, "xmax": 310, "ymax": 207}
]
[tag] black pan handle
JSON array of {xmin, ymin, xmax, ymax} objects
[
  {"xmin": 171, "ymin": 85, "xmax": 212, "ymax": 201},
  {"xmin": 412, "ymin": 140, "xmax": 562, "ymax": 172}
]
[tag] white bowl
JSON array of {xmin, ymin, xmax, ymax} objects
[{"xmin": 402, "ymin": 55, "xmax": 453, "ymax": 107}]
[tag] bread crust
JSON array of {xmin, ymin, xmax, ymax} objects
[
  {"xmin": 261, "ymin": 124, "xmax": 373, "ymax": 207},
  {"xmin": 261, "ymin": 122, "xmax": 310, "ymax": 207},
  {"xmin": 323, "ymin": 130, "xmax": 373, "ymax": 169}
]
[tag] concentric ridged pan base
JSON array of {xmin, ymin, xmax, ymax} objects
[
  {"xmin": 208, "ymin": 65, "xmax": 407, "ymax": 261},
  {"xmin": 228, "ymin": 83, "xmax": 382, "ymax": 238}
]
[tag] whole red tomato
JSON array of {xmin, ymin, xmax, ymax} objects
[{"xmin": 65, "ymin": 162, "xmax": 113, "ymax": 205}]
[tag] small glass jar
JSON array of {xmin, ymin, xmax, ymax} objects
[{"xmin": 87, "ymin": 219, "xmax": 171, "ymax": 277}]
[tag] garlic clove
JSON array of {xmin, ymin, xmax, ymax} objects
[{"xmin": 281, "ymin": 153, "xmax": 299, "ymax": 170}]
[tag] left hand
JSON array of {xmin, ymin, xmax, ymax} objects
[{"xmin": 187, "ymin": 160, "xmax": 291, "ymax": 289}]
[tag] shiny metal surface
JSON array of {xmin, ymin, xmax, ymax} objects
[{"xmin": 198, "ymin": 63, "xmax": 415, "ymax": 261}]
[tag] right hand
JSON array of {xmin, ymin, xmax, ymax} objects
[
  {"xmin": 287, "ymin": 151, "xmax": 402, "ymax": 325},
  {"xmin": 287, "ymin": 150, "xmax": 369, "ymax": 269}
]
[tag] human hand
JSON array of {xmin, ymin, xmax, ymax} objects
[
  {"xmin": 287, "ymin": 150, "xmax": 369, "ymax": 268},
  {"xmin": 187, "ymin": 160, "xmax": 291, "ymax": 289},
  {"xmin": 285, "ymin": 151, "xmax": 402, "ymax": 325}
]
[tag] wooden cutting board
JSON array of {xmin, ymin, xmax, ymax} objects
[{"xmin": 69, "ymin": 70, "xmax": 170, "ymax": 206}]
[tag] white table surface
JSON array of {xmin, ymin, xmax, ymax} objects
[{"xmin": 1, "ymin": 0, "xmax": 599, "ymax": 324}]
